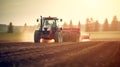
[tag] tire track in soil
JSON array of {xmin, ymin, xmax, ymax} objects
[
  {"xmin": 25, "ymin": 42, "xmax": 100, "ymax": 67},
  {"xmin": 48, "ymin": 41, "xmax": 120, "ymax": 67},
  {"xmin": 0, "ymin": 42, "xmax": 100, "ymax": 67},
  {"xmin": 44, "ymin": 42, "xmax": 108, "ymax": 67}
]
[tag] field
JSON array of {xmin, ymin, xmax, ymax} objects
[
  {"xmin": 0, "ymin": 41, "xmax": 120, "ymax": 67},
  {"xmin": 89, "ymin": 31, "xmax": 120, "ymax": 40},
  {"xmin": 0, "ymin": 33, "xmax": 22, "ymax": 42},
  {"xmin": 0, "ymin": 32, "xmax": 34, "ymax": 42},
  {"xmin": 0, "ymin": 31, "xmax": 120, "ymax": 43},
  {"xmin": 0, "ymin": 32, "xmax": 120, "ymax": 67}
]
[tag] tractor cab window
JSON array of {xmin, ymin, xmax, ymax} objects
[
  {"xmin": 44, "ymin": 20, "xmax": 50, "ymax": 25},
  {"xmin": 43, "ymin": 20, "xmax": 57, "ymax": 27}
]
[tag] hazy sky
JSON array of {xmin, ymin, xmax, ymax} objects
[{"xmin": 0, "ymin": 0, "xmax": 120, "ymax": 25}]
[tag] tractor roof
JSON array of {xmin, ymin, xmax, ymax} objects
[{"xmin": 43, "ymin": 16, "xmax": 58, "ymax": 20}]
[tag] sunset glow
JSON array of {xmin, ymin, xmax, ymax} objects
[{"xmin": 0, "ymin": 0, "xmax": 120, "ymax": 25}]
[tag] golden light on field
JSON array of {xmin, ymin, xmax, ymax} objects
[
  {"xmin": 0, "ymin": 0, "xmax": 120, "ymax": 25},
  {"xmin": 21, "ymin": 32, "xmax": 34, "ymax": 42},
  {"xmin": 48, "ymin": 39, "xmax": 55, "ymax": 43},
  {"xmin": 40, "ymin": 38, "xmax": 55, "ymax": 43},
  {"xmin": 40, "ymin": 38, "xmax": 44, "ymax": 43}
]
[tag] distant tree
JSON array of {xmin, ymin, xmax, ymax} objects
[
  {"xmin": 63, "ymin": 22, "xmax": 68, "ymax": 28},
  {"xmin": 110, "ymin": 16, "xmax": 119, "ymax": 31},
  {"xmin": 90, "ymin": 18, "xmax": 94, "ymax": 23},
  {"xmin": 24, "ymin": 23, "xmax": 27, "ymax": 27},
  {"xmin": 69, "ymin": 20, "xmax": 73, "ymax": 28},
  {"xmin": 103, "ymin": 18, "xmax": 109, "ymax": 31},
  {"xmin": 23, "ymin": 23, "xmax": 27, "ymax": 32},
  {"xmin": 85, "ymin": 18, "xmax": 91, "ymax": 32},
  {"xmin": 90, "ymin": 18, "xmax": 96, "ymax": 32},
  {"xmin": 78, "ymin": 21, "xmax": 81, "ymax": 29},
  {"xmin": 7, "ymin": 22, "xmax": 13, "ymax": 33},
  {"xmin": 94, "ymin": 20, "xmax": 100, "ymax": 31}
]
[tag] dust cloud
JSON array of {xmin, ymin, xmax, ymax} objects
[
  {"xmin": 20, "ymin": 31, "xmax": 55, "ymax": 43},
  {"xmin": 20, "ymin": 31, "xmax": 34, "ymax": 42}
]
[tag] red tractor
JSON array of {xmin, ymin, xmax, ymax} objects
[
  {"xmin": 34, "ymin": 16, "xmax": 81, "ymax": 43},
  {"xmin": 34, "ymin": 16, "xmax": 63, "ymax": 43}
]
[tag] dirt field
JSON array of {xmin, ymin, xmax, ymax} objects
[{"xmin": 0, "ymin": 41, "xmax": 120, "ymax": 67}]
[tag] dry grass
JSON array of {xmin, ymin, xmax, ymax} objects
[{"xmin": 0, "ymin": 32, "xmax": 34, "ymax": 42}]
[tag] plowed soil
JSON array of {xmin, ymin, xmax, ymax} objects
[{"xmin": 0, "ymin": 41, "xmax": 120, "ymax": 67}]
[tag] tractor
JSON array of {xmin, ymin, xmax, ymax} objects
[
  {"xmin": 34, "ymin": 16, "xmax": 63, "ymax": 43},
  {"xmin": 34, "ymin": 16, "xmax": 82, "ymax": 43}
]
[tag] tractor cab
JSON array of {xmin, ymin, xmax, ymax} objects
[{"xmin": 42, "ymin": 17, "xmax": 58, "ymax": 32}]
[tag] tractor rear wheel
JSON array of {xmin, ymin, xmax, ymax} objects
[
  {"xmin": 54, "ymin": 32, "xmax": 63, "ymax": 43},
  {"xmin": 34, "ymin": 30, "xmax": 40, "ymax": 43}
]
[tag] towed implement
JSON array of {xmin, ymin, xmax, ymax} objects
[{"xmin": 62, "ymin": 27, "xmax": 80, "ymax": 42}]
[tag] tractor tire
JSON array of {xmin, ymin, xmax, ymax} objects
[
  {"xmin": 54, "ymin": 32, "xmax": 63, "ymax": 43},
  {"xmin": 34, "ymin": 30, "xmax": 40, "ymax": 43}
]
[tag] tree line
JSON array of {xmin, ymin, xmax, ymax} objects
[
  {"xmin": 7, "ymin": 22, "xmax": 39, "ymax": 33},
  {"xmin": 63, "ymin": 16, "xmax": 120, "ymax": 32},
  {"xmin": 7, "ymin": 15, "xmax": 120, "ymax": 33},
  {"xmin": 85, "ymin": 16, "xmax": 120, "ymax": 32},
  {"xmin": 62, "ymin": 20, "xmax": 81, "ymax": 28}
]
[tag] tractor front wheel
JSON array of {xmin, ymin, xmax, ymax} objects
[{"xmin": 34, "ymin": 30, "xmax": 40, "ymax": 43}]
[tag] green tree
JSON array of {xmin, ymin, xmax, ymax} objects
[
  {"xmin": 103, "ymin": 18, "xmax": 109, "ymax": 31},
  {"xmin": 7, "ymin": 22, "xmax": 13, "ymax": 33},
  {"xmin": 110, "ymin": 16, "xmax": 119, "ymax": 31}
]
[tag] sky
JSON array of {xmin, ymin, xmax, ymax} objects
[{"xmin": 0, "ymin": 0, "xmax": 120, "ymax": 26}]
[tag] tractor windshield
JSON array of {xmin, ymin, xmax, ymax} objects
[{"xmin": 44, "ymin": 20, "xmax": 57, "ymax": 27}]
